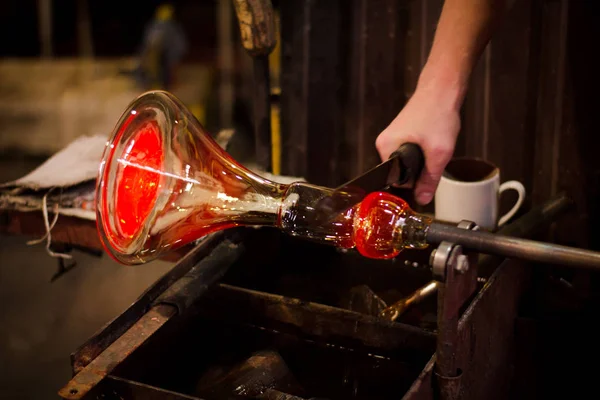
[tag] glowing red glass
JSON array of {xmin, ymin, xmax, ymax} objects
[{"xmin": 95, "ymin": 91, "xmax": 431, "ymax": 265}]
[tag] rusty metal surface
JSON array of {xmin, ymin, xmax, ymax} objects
[
  {"xmin": 454, "ymin": 259, "xmax": 532, "ymax": 400},
  {"xmin": 69, "ymin": 231, "xmax": 229, "ymax": 374},
  {"xmin": 434, "ymin": 245, "xmax": 479, "ymax": 400},
  {"xmin": 433, "ymin": 371, "xmax": 462, "ymax": 400},
  {"xmin": 403, "ymin": 257, "xmax": 533, "ymax": 400},
  {"xmin": 431, "ymin": 219, "xmax": 481, "ymax": 398},
  {"xmin": 402, "ymin": 195, "xmax": 573, "ymax": 400},
  {"xmin": 201, "ymin": 283, "xmax": 436, "ymax": 357},
  {"xmin": 59, "ymin": 304, "xmax": 178, "ymax": 399},
  {"xmin": 61, "ymin": 232, "xmax": 247, "ymax": 399}
]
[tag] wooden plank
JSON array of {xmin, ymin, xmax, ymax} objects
[
  {"xmin": 553, "ymin": 0, "xmax": 600, "ymax": 251},
  {"xmin": 0, "ymin": 209, "xmax": 190, "ymax": 262},
  {"xmin": 304, "ymin": 0, "xmax": 343, "ymax": 187},
  {"xmin": 402, "ymin": 0, "xmax": 443, "ymax": 101},
  {"xmin": 403, "ymin": 0, "xmax": 424, "ymax": 100},
  {"xmin": 280, "ymin": 0, "xmax": 440, "ymax": 185},
  {"xmin": 564, "ymin": 0, "xmax": 600, "ymax": 252},
  {"xmin": 279, "ymin": 0, "xmax": 308, "ymax": 180},
  {"xmin": 0, "ymin": 209, "xmax": 101, "ymax": 250},
  {"xmin": 484, "ymin": 0, "xmax": 537, "ymax": 214},
  {"xmin": 531, "ymin": 0, "xmax": 566, "ymax": 210},
  {"xmin": 460, "ymin": 1, "xmax": 539, "ymax": 218},
  {"xmin": 344, "ymin": 0, "xmax": 415, "ymax": 180},
  {"xmin": 279, "ymin": 0, "xmax": 343, "ymax": 187}
]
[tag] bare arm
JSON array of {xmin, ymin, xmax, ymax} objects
[
  {"xmin": 376, "ymin": 0, "xmax": 513, "ymax": 205},
  {"xmin": 419, "ymin": 0, "xmax": 511, "ymax": 108}
]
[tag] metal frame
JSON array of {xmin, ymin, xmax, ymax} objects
[
  {"xmin": 430, "ymin": 221, "xmax": 480, "ymax": 400},
  {"xmin": 58, "ymin": 195, "xmax": 573, "ymax": 400}
]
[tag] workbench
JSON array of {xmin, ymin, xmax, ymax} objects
[
  {"xmin": 35, "ymin": 192, "xmax": 594, "ymax": 400},
  {"xmin": 0, "ymin": 208, "xmax": 192, "ymax": 266}
]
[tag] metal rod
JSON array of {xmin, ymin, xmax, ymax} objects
[
  {"xmin": 379, "ymin": 281, "xmax": 439, "ymax": 321},
  {"xmin": 426, "ymin": 222, "xmax": 600, "ymax": 270},
  {"xmin": 477, "ymin": 193, "xmax": 572, "ymax": 275},
  {"xmin": 492, "ymin": 193, "xmax": 573, "ymax": 238},
  {"xmin": 383, "ymin": 194, "xmax": 572, "ymax": 321}
]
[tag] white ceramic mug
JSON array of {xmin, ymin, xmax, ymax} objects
[{"xmin": 434, "ymin": 157, "xmax": 526, "ymax": 231}]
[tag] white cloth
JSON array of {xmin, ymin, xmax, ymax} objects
[{"xmin": 1, "ymin": 134, "xmax": 108, "ymax": 190}]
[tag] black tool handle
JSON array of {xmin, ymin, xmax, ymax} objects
[{"xmin": 390, "ymin": 143, "xmax": 425, "ymax": 186}]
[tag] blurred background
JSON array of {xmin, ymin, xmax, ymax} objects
[
  {"xmin": 0, "ymin": 0, "xmax": 270, "ymax": 158},
  {"xmin": 0, "ymin": 1, "xmax": 272, "ymax": 398}
]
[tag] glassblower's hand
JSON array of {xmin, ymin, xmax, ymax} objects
[{"xmin": 375, "ymin": 87, "xmax": 461, "ymax": 206}]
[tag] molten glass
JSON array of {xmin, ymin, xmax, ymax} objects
[{"xmin": 96, "ymin": 91, "xmax": 432, "ymax": 265}]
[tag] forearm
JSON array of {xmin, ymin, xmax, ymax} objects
[{"xmin": 417, "ymin": 0, "xmax": 513, "ymax": 109}]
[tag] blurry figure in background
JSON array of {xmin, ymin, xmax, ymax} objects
[{"xmin": 135, "ymin": 3, "xmax": 187, "ymax": 91}]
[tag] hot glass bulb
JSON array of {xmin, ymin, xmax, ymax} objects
[{"xmin": 96, "ymin": 91, "xmax": 432, "ymax": 265}]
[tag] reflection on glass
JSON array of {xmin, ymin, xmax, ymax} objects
[{"xmin": 96, "ymin": 91, "xmax": 432, "ymax": 265}]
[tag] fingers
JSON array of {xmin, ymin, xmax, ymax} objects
[
  {"xmin": 414, "ymin": 145, "xmax": 453, "ymax": 205},
  {"xmin": 375, "ymin": 131, "xmax": 396, "ymax": 162},
  {"xmin": 375, "ymin": 103, "xmax": 459, "ymax": 206}
]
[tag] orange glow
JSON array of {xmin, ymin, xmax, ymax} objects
[
  {"xmin": 354, "ymin": 191, "xmax": 408, "ymax": 259},
  {"xmin": 114, "ymin": 121, "xmax": 163, "ymax": 241}
]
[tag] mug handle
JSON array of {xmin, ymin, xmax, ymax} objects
[{"xmin": 497, "ymin": 181, "xmax": 526, "ymax": 227}]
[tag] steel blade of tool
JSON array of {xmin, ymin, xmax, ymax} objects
[
  {"xmin": 311, "ymin": 158, "xmax": 398, "ymax": 225},
  {"xmin": 313, "ymin": 143, "xmax": 424, "ymax": 221},
  {"xmin": 337, "ymin": 157, "xmax": 400, "ymax": 196}
]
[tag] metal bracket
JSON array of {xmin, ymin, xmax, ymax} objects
[
  {"xmin": 430, "ymin": 220, "xmax": 480, "ymax": 400},
  {"xmin": 430, "ymin": 220, "xmax": 479, "ymax": 282}
]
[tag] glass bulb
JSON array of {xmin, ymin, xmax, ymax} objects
[{"xmin": 95, "ymin": 91, "xmax": 432, "ymax": 265}]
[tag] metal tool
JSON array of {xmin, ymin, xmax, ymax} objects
[
  {"xmin": 316, "ymin": 141, "xmax": 600, "ymax": 270},
  {"xmin": 425, "ymin": 222, "xmax": 600, "ymax": 270},
  {"xmin": 232, "ymin": 0, "xmax": 277, "ymax": 172},
  {"xmin": 337, "ymin": 143, "xmax": 424, "ymax": 195},
  {"xmin": 314, "ymin": 142, "xmax": 425, "ymax": 218},
  {"xmin": 379, "ymin": 281, "xmax": 440, "ymax": 321}
]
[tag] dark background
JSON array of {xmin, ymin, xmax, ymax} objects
[{"xmin": 0, "ymin": 0, "xmax": 218, "ymax": 60}]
